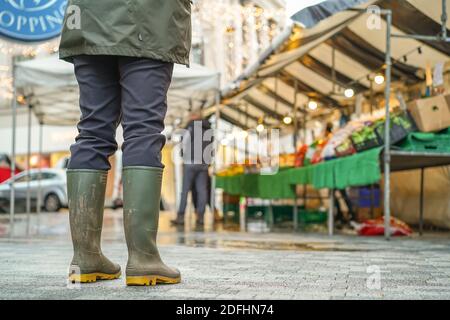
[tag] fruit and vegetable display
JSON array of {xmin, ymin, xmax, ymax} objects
[{"xmin": 217, "ymin": 110, "xmax": 421, "ymax": 174}]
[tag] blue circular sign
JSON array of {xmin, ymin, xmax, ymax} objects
[{"xmin": 0, "ymin": 0, "xmax": 68, "ymax": 42}]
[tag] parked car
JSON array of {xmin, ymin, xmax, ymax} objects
[{"xmin": 0, "ymin": 169, "xmax": 67, "ymax": 213}]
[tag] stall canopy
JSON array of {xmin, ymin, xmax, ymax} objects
[
  {"xmin": 221, "ymin": 0, "xmax": 450, "ymax": 129},
  {"xmin": 15, "ymin": 55, "xmax": 220, "ymax": 126}
]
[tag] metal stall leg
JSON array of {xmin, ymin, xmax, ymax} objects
[
  {"xmin": 419, "ymin": 168, "xmax": 425, "ymax": 236},
  {"xmin": 26, "ymin": 104, "xmax": 32, "ymax": 237},
  {"xmin": 268, "ymin": 200, "xmax": 274, "ymax": 230},
  {"xmin": 328, "ymin": 188, "xmax": 335, "ymax": 236},
  {"xmin": 9, "ymin": 57, "xmax": 17, "ymax": 239},
  {"xmin": 383, "ymin": 11, "xmax": 393, "ymax": 240},
  {"xmin": 36, "ymin": 123, "xmax": 43, "ymax": 236},
  {"xmin": 293, "ymin": 187, "xmax": 298, "ymax": 232},
  {"xmin": 211, "ymin": 89, "xmax": 221, "ymax": 229}
]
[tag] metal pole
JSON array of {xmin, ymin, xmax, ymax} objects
[
  {"xmin": 370, "ymin": 79, "xmax": 374, "ymax": 115},
  {"xmin": 328, "ymin": 188, "xmax": 334, "ymax": 236},
  {"xmin": 9, "ymin": 57, "xmax": 17, "ymax": 238},
  {"xmin": 419, "ymin": 168, "xmax": 425, "ymax": 236},
  {"xmin": 211, "ymin": 88, "xmax": 221, "ymax": 226},
  {"xmin": 36, "ymin": 122, "xmax": 43, "ymax": 235},
  {"xmin": 441, "ymin": 0, "xmax": 447, "ymax": 40},
  {"xmin": 331, "ymin": 46, "xmax": 336, "ymax": 93},
  {"xmin": 293, "ymin": 79, "xmax": 298, "ymax": 231},
  {"xmin": 383, "ymin": 11, "xmax": 392, "ymax": 240},
  {"xmin": 26, "ymin": 104, "xmax": 32, "ymax": 237}
]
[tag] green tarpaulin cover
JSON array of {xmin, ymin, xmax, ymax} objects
[{"xmin": 216, "ymin": 148, "xmax": 382, "ymax": 199}]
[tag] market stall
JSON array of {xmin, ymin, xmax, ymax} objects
[{"xmin": 217, "ymin": 0, "xmax": 450, "ymax": 238}]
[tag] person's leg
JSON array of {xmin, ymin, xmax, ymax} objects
[
  {"xmin": 175, "ymin": 165, "xmax": 195, "ymax": 223},
  {"xmin": 334, "ymin": 189, "xmax": 345, "ymax": 223},
  {"xmin": 340, "ymin": 188, "xmax": 356, "ymax": 221},
  {"xmin": 194, "ymin": 167, "xmax": 209, "ymax": 224},
  {"xmin": 67, "ymin": 55, "xmax": 121, "ymax": 283},
  {"xmin": 69, "ymin": 56, "xmax": 121, "ymax": 170},
  {"xmin": 191, "ymin": 179, "xmax": 198, "ymax": 211},
  {"xmin": 119, "ymin": 57, "xmax": 179, "ymax": 286}
]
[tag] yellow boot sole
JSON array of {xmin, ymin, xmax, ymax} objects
[
  {"xmin": 126, "ymin": 275, "xmax": 181, "ymax": 286},
  {"xmin": 69, "ymin": 271, "xmax": 121, "ymax": 283}
]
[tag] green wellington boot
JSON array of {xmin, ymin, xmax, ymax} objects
[
  {"xmin": 67, "ymin": 170, "xmax": 121, "ymax": 283},
  {"xmin": 123, "ymin": 167, "xmax": 181, "ymax": 286}
]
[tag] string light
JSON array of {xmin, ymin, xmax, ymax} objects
[
  {"xmin": 308, "ymin": 101, "xmax": 318, "ymax": 110},
  {"xmin": 344, "ymin": 88, "xmax": 355, "ymax": 98},
  {"xmin": 256, "ymin": 123, "xmax": 265, "ymax": 132},
  {"xmin": 283, "ymin": 115, "xmax": 292, "ymax": 124},
  {"xmin": 0, "ymin": 39, "xmax": 60, "ymax": 101},
  {"xmin": 374, "ymin": 74, "xmax": 385, "ymax": 85},
  {"xmin": 193, "ymin": 0, "xmax": 286, "ymax": 83}
]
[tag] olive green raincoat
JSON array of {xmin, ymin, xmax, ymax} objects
[{"xmin": 59, "ymin": 0, "xmax": 191, "ymax": 66}]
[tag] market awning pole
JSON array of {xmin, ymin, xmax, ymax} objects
[
  {"xmin": 293, "ymin": 79, "xmax": 299, "ymax": 231},
  {"xmin": 36, "ymin": 122, "xmax": 43, "ymax": 235},
  {"xmin": 26, "ymin": 104, "xmax": 32, "ymax": 237},
  {"xmin": 419, "ymin": 168, "xmax": 425, "ymax": 236},
  {"xmin": 441, "ymin": 0, "xmax": 447, "ymax": 40},
  {"xmin": 328, "ymin": 188, "xmax": 334, "ymax": 236},
  {"xmin": 211, "ymin": 87, "xmax": 221, "ymax": 226},
  {"xmin": 9, "ymin": 57, "xmax": 17, "ymax": 239},
  {"xmin": 383, "ymin": 11, "xmax": 392, "ymax": 240}
]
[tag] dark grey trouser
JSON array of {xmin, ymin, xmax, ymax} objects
[
  {"xmin": 177, "ymin": 164, "xmax": 209, "ymax": 218},
  {"xmin": 68, "ymin": 55, "xmax": 174, "ymax": 170}
]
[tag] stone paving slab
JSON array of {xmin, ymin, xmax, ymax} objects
[{"xmin": 0, "ymin": 231, "xmax": 450, "ymax": 300}]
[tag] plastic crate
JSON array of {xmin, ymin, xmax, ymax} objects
[
  {"xmin": 401, "ymin": 132, "xmax": 450, "ymax": 153},
  {"xmin": 350, "ymin": 126, "xmax": 382, "ymax": 152},
  {"xmin": 223, "ymin": 203, "xmax": 240, "ymax": 224},
  {"xmin": 357, "ymin": 187, "xmax": 381, "ymax": 208},
  {"xmin": 298, "ymin": 209, "xmax": 327, "ymax": 224},
  {"xmin": 335, "ymin": 138, "xmax": 356, "ymax": 157},
  {"xmin": 375, "ymin": 113, "xmax": 416, "ymax": 146},
  {"xmin": 246, "ymin": 205, "xmax": 328, "ymax": 225}
]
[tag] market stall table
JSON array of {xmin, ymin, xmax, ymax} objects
[{"xmin": 216, "ymin": 144, "xmax": 450, "ymax": 235}]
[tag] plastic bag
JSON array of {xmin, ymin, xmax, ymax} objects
[{"xmin": 353, "ymin": 216, "xmax": 412, "ymax": 236}]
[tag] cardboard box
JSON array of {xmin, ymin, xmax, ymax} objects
[{"xmin": 407, "ymin": 95, "xmax": 450, "ymax": 132}]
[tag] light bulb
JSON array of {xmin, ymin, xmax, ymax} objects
[
  {"xmin": 256, "ymin": 124, "xmax": 265, "ymax": 133},
  {"xmin": 374, "ymin": 74, "xmax": 385, "ymax": 85},
  {"xmin": 283, "ymin": 116, "xmax": 292, "ymax": 125},
  {"xmin": 308, "ymin": 101, "xmax": 318, "ymax": 110},
  {"xmin": 344, "ymin": 88, "xmax": 354, "ymax": 98}
]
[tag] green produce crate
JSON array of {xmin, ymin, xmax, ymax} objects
[
  {"xmin": 375, "ymin": 113, "xmax": 416, "ymax": 146},
  {"xmin": 400, "ymin": 132, "xmax": 450, "ymax": 153},
  {"xmin": 223, "ymin": 203, "xmax": 240, "ymax": 224},
  {"xmin": 351, "ymin": 125, "xmax": 382, "ymax": 152},
  {"xmin": 247, "ymin": 205, "xmax": 327, "ymax": 225},
  {"xmin": 298, "ymin": 209, "xmax": 328, "ymax": 224}
]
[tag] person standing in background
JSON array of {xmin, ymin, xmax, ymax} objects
[
  {"xmin": 59, "ymin": 0, "xmax": 191, "ymax": 286},
  {"xmin": 172, "ymin": 111, "xmax": 213, "ymax": 226}
]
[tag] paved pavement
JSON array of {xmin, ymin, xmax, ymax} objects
[{"xmin": 1, "ymin": 211, "xmax": 450, "ymax": 299}]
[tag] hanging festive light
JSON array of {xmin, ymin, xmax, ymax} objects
[
  {"xmin": 193, "ymin": 0, "xmax": 286, "ymax": 83},
  {"xmin": 308, "ymin": 100, "xmax": 318, "ymax": 110},
  {"xmin": 344, "ymin": 88, "xmax": 355, "ymax": 98},
  {"xmin": 374, "ymin": 74, "xmax": 385, "ymax": 85},
  {"xmin": 256, "ymin": 123, "xmax": 265, "ymax": 133},
  {"xmin": 283, "ymin": 115, "xmax": 292, "ymax": 125}
]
